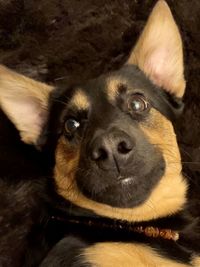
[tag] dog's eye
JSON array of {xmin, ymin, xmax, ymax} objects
[
  {"xmin": 64, "ymin": 118, "xmax": 80, "ymax": 135},
  {"xmin": 128, "ymin": 94, "xmax": 149, "ymax": 113}
]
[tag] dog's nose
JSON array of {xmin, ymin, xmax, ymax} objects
[{"xmin": 90, "ymin": 130, "xmax": 134, "ymax": 170}]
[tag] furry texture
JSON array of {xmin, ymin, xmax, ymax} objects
[
  {"xmin": 0, "ymin": 1, "xmax": 200, "ymax": 266},
  {"xmin": 0, "ymin": 0, "xmax": 199, "ymax": 187}
]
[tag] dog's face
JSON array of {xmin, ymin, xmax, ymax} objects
[
  {"xmin": 0, "ymin": 1, "xmax": 187, "ymax": 222},
  {"xmin": 54, "ymin": 67, "xmax": 185, "ymax": 219},
  {"xmin": 55, "ymin": 66, "xmax": 173, "ymax": 209}
]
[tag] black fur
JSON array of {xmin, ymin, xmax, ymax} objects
[
  {"xmin": 40, "ymin": 236, "xmax": 90, "ymax": 267},
  {"xmin": 0, "ymin": 109, "xmax": 51, "ymax": 266}
]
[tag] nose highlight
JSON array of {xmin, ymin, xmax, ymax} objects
[
  {"xmin": 90, "ymin": 130, "xmax": 134, "ymax": 170},
  {"xmin": 91, "ymin": 147, "xmax": 108, "ymax": 161}
]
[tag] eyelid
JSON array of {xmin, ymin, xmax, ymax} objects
[
  {"xmin": 64, "ymin": 109, "xmax": 88, "ymax": 122},
  {"xmin": 129, "ymin": 92, "xmax": 151, "ymax": 105},
  {"xmin": 129, "ymin": 91, "xmax": 145, "ymax": 97}
]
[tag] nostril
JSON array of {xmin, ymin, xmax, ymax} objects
[
  {"xmin": 118, "ymin": 141, "xmax": 133, "ymax": 154},
  {"xmin": 91, "ymin": 147, "xmax": 108, "ymax": 161}
]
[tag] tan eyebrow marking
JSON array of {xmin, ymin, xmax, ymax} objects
[
  {"xmin": 106, "ymin": 77, "xmax": 127, "ymax": 102},
  {"xmin": 69, "ymin": 89, "xmax": 89, "ymax": 110}
]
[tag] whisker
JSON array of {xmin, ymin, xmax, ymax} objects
[
  {"xmin": 144, "ymin": 200, "xmax": 158, "ymax": 217},
  {"xmin": 181, "ymin": 171, "xmax": 198, "ymax": 186},
  {"xmin": 179, "ymin": 147, "xmax": 193, "ymax": 160},
  {"xmin": 182, "ymin": 161, "xmax": 200, "ymax": 165},
  {"xmin": 54, "ymin": 76, "xmax": 67, "ymax": 81},
  {"xmin": 52, "ymin": 98, "xmax": 68, "ymax": 106},
  {"xmin": 151, "ymin": 143, "xmax": 193, "ymax": 161}
]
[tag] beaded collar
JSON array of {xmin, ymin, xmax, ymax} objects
[{"xmin": 52, "ymin": 216, "xmax": 179, "ymax": 242}]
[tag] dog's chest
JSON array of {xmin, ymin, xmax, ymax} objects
[{"xmin": 83, "ymin": 242, "xmax": 192, "ymax": 267}]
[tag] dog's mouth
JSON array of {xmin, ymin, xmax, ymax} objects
[
  {"xmin": 81, "ymin": 174, "xmax": 145, "ymax": 208},
  {"xmin": 117, "ymin": 175, "xmax": 136, "ymax": 185},
  {"xmin": 77, "ymin": 158, "xmax": 165, "ymax": 209}
]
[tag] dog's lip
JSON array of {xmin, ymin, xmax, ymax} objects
[{"xmin": 117, "ymin": 175, "xmax": 135, "ymax": 185}]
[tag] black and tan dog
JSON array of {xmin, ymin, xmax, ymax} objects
[{"xmin": 1, "ymin": 1, "xmax": 200, "ymax": 266}]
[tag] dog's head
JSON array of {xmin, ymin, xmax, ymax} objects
[{"xmin": 0, "ymin": 1, "xmax": 187, "ymax": 222}]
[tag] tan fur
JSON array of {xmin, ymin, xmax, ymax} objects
[
  {"xmin": 0, "ymin": 65, "xmax": 53, "ymax": 144},
  {"xmin": 191, "ymin": 257, "xmax": 200, "ymax": 267},
  {"xmin": 69, "ymin": 89, "xmax": 89, "ymax": 110},
  {"xmin": 83, "ymin": 242, "xmax": 190, "ymax": 267},
  {"xmin": 140, "ymin": 108, "xmax": 182, "ymax": 177},
  {"xmin": 127, "ymin": 0, "xmax": 185, "ymax": 98},
  {"xmin": 106, "ymin": 77, "xmax": 127, "ymax": 102},
  {"xmin": 55, "ymin": 136, "xmax": 80, "ymax": 192},
  {"xmin": 54, "ymin": 107, "xmax": 187, "ymax": 222}
]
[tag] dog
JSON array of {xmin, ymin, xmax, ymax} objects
[{"xmin": 1, "ymin": 1, "xmax": 200, "ymax": 266}]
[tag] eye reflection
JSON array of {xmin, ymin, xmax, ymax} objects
[{"xmin": 65, "ymin": 118, "xmax": 80, "ymax": 135}]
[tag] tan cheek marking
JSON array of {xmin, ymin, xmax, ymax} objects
[
  {"xmin": 54, "ymin": 109, "xmax": 187, "ymax": 222},
  {"xmin": 54, "ymin": 137, "xmax": 80, "ymax": 193},
  {"xmin": 69, "ymin": 89, "xmax": 89, "ymax": 110},
  {"xmin": 140, "ymin": 109, "xmax": 182, "ymax": 175},
  {"xmin": 83, "ymin": 243, "xmax": 190, "ymax": 267}
]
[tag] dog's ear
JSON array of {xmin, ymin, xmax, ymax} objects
[
  {"xmin": 0, "ymin": 65, "xmax": 54, "ymax": 145},
  {"xmin": 126, "ymin": 0, "xmax": 185, "ymax": 98}
]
